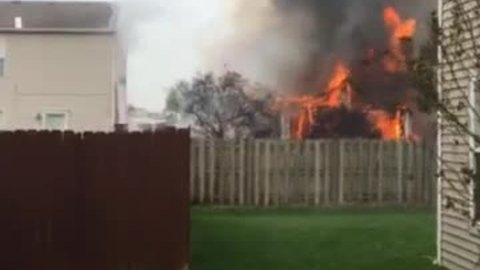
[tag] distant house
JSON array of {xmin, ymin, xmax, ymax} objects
[
  {"xmin": 437, "ymin": 0, "xmax": 480, "ymax": 269},
  {"xmin": 0, "ymin": 1, "xmax": 127, "ymax": 132},
  {"xmin": 128, "ymin": 106, "xmax": 170, "ymax": 132}
]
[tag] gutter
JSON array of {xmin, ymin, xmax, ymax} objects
[
  {"xmin": 436, "ymin": 0, "xmax": 443, "ymax": 265},
  {"xmin": 0, "ymin": 27, "xmax": 115, "ymax": 35}
]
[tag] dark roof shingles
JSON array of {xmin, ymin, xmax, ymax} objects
[{"xmin": 0, "ymin": 1, "xmax": 115, "ymax": 30}]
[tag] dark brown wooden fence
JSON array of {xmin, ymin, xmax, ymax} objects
[{"xmin": 0, "ymin": 130, "xmax": 190, "ymax": 270}]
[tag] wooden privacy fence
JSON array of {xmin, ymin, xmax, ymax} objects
[
  {"xmin": 0, "ymin": 130, "xmax": 190, "ymax": 270},
  {"xmin": 190, "ymin": 139, "xmax": 436, "ymax": 207}
]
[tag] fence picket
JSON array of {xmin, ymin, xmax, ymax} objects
[
  {"xmin": 208, "ymin": 140, "xmax": 215, "ymax": 203},
  {"xmin": 190, "ymin": 140, "xmax": 196, "ymax": 201},
  {"xmin": 367, "ymin": 141, "xmax": 374, "ymax": 203},
  {"xmin": 339, "ymin": 141, "xmax": 345, "ymax": 205},
  {"xmin": 284, "ymin": 142, "xmax": 291, "ymax": 204},
  {"xmin": 199, "ymin": 139, "xmax": 206, "ymax": 203},
  {"xmin": 239, "ymin": 140, "xmax": 245, "ymax": 206},
  {"xmin": 325, "ymin": 142, "xmax": 331, "ymax": 204},
  {"xmin": 254, "ymin": 141, "xmax": 260, "ymax": 206},
  {"xmin": 229, "ymin": 141, "xmax": 235, "ymax": 204},
  {"xmin": 378, "ymin": 141, "xmax": 384, "ymax": 204},
  {"xmin": 264, "ymin": 140, "xmax": 271, "ymax": 207},
  {"xmin": 397, "ymin": 141, "xmax": 404, "ymax": 204},
  {"xmin": 315, "ymin": 141, "xmax": 321, "ymax": 206}
]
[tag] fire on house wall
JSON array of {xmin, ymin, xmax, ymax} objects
[{"xmin": 272, "ymin": 7, "xmax": 419, "ymax": 141}]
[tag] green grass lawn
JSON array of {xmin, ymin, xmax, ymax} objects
[{"xmin": 191, "ymin": 208, "xmax": 440, "ymax": 270}]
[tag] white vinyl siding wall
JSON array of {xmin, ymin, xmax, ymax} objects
[{"xmin": 439, "ymin": 0, "xmax": 480, "ymax": 269}]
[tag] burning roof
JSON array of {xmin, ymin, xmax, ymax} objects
[{"xmin": 273, "ymin": 6, "xmax": 418, "ymax": 141}]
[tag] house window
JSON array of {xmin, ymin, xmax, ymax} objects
[{"xmin": 42, "ymin": 111, "xmax": 69, "ymax": 131}]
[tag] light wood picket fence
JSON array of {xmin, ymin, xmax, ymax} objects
[{"xmin": 190, "ymin": 139, "xmax": 436, "ymax": 207}]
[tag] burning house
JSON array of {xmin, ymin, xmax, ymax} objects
[
  {"xmin": 273, "ymin": 6, "xmax": 419, "ymax": 141},
  {"xmin": 205, "ymin": 0, "xmax": 436, "ymax": 141}
]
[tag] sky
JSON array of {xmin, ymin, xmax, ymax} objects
[{"xmin": 118, "ymin": 0, "xmax": 233, "ymax": 112}]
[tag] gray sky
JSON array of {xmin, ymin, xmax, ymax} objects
[{"xmin": 119, "ymin": 0, "xmax": 233, "ymax": 112}]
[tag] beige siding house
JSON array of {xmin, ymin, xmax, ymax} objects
[
  {"xmin": 0, "ymin": 1, "xmax": 127, "ymax": 132},
  {"xmin": 438, "ymin": 0, "xmax": 480, "ymax": 269}
]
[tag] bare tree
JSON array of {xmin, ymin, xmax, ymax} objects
[{"xmin": 166, "ymin": 71, "xmax": 279, "ymax": 139}]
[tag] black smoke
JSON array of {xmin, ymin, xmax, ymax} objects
[
  {"xmin": 271, "ymin": 0, "xmax": 435, "ymax": 139},
  {"xmin": 273, "ymin": 0, "xmax": 435, "ymax": 83},
  {"xmin": 273, "ymin": 0, "xmax": 435, "ymax": 101}
]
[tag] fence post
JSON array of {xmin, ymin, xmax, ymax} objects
[
  {"xmin": 229, "ymin": 141, "xmax": 236, "ymax": 205},
  {"xmin": 209, "ymin": 140, "xmax": 216, "ymax": 203},
  {"xmin": 303, "ymin": 141, "xmax": 310, "ymax": 205},
  {"xmin": 367, "ymin": 141, "xmax": 375, "ymax": 203},
  {"xmin": 415, "ymin": 142, "xmax": 423, "ymax": 204},
  {"xmin": 339, "ymin": 140, "xmax": 345, "ymax": 205},
  {"xmin": 354, "ymin": 140, "xmax": 361, "ymax": 202},
  {"xmin": 246, "ymin": 140, "xmax": 253, "ymax": 205},
  {"xmin": 199, "ymin": 139, "xmax": 206, "ymax": 204},
  {"xmin": 284, "ymin": 141, "xmax": 291, "ymax": 204},
  {"xmin": 254, "ymin": 140, "xmax": 260, "ymax": 206},
  {"xmin": 314, "ymin": 141, "xmax": 321, "ymax": 206},
  {"xmin": 264, "ymin": 140, "xmax": 271, "ymax": 207},
  {"xmin": 272, "ymin": 141, "xmax": 280, "ymax": 206},
  {"xmin": 424, "ymin": 143, "xmax": 434, "ymax": 206},
  {"xmin": 324, "ymin": 141, "xmax": 331, "ymax": 205},
  {"xmin": 239, "ymin": 140, "xmax": 245, "ymax": 206},
  {"xmin": 218, "ymin": 141, "xmax": 225, "ymax": 204},
  {"xmin": 422, "ymin": 143, "xmax": 430, "ymax": 205},
  {"xmin": 397, "ymin": 141, "xmax": 404, "ymax": 204},
  {"xmin": 407, "ymin": 141, "xmax": 414, "ymax": 204},
  {"xmin": 377, "ymin": 141, "xmax": 384, "ymax": 204},
  {"xmin": 190, "ymin": 140, "xmax": 196, "ymax": 202}
]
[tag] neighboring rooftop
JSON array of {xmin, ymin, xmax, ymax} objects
[{"xmin": 0, "ymin": 1, "xmax": 116, "ymax": 32}]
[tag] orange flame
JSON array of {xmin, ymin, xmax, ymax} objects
[
  {"xmin": 274, "ymin": 62, "xmax": 352, "ymax": 139},
  {"xmin": 325, "ymin": 63, "xmax": 351, "ymax": 107},
  {"xmin": 272, "ymin": 8, "xmax": 417, "ymax": 141},
  {"xmin": 383, "ymin": 7, "xmax": 416, "ymax": 72},
  {"xmin": 367, "ymin": 109, "xmax": 403, "ymax": 140},
  {"xmin": 295, "ymin": 110, "xmax": 308, "ymax": 139}
]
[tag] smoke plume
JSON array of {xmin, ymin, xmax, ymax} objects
[
  {"xmin": 117, "ymin": 0, "xmax": 436, "ymax": 140},
  {"xmin": 207, "ymin": 0, "xmax": 436, "ymax": 92}
]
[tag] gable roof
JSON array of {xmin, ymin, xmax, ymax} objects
[{"xmin": 0, "ymin": 1, "xmax": 116, "ymax": 33}]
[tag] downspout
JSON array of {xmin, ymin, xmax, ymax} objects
[
  {"xmin": 436, "ymin": 0, "xmax": 443, "ymax": 265},
  {"xmin": 468, "ymin": 79, "xmax": 478, "ymax": 221}
]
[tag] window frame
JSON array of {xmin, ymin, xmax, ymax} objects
[{"xmin": 41, "ymin": 109, "xmax": 70, "ymax": 131}]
